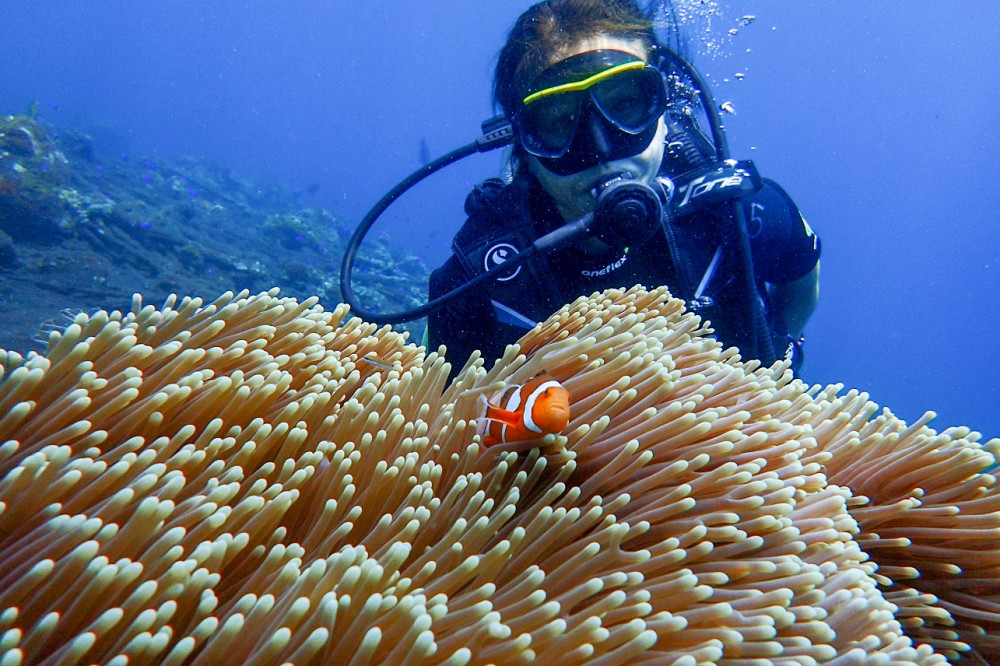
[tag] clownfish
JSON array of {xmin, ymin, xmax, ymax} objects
[{"xmin": 478, "ymin": 373, "xmax": 571, "ymax": 447}]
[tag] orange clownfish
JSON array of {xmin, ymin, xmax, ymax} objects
[{"xmin": 478, "ymin": 373, "xmax": 571, "ymax": 447}]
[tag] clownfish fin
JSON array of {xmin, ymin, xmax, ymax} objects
[
  {"xmin": 484, "ymin": 405, "xmax": 523, "ymax": 428},
  {"xmin": 475, "ymin": 395, "xmax": 519, "ymax": 434}
]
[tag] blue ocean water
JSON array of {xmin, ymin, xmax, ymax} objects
[{"xmin": 1, "ymin": 1, "xmax": 997, "ymax": 438}]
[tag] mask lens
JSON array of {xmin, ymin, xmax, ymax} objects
[
  {"xmin": 591, "ymin": 67, "xmax": 666, "ymax": 133},
  {"xmin": 517, "ymin": 92, "xmax": 582, "ymax": 157}
]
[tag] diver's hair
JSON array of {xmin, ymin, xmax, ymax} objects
[{"xmin": 493, "ymin": 0, "xmax": 657, "ymax": 119}]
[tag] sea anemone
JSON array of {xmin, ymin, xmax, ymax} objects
[{"xmin": 1, "ymin": 286, "xmax": 997, "ymax": 664}]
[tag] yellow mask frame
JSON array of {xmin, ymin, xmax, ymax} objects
[{"xmin": 522, "ymin": 60, "xmax": 646, "ymax": 106}]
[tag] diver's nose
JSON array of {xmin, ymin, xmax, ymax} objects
[{"xmin": 584, "ymin": 108, "xmax": 612, "ymax": 159}]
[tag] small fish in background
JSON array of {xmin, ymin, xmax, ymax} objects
[
  {"xmin": 293, "ymin": 182, "xmax": 321, "ymax": 199},
  {"xmin": 31, "ymin": 307, "xmax": 88, "ymax": 348},
  {"xmin": 418, "ymin": 138, "xmax": 432, "ymax": 167},
  {"xmin": 360, "ymin": 354, "xmax": 402, "ymax": 372},
  {"xmin": 478, "ymin": 372, "xmax": 571, "ymax": 447}
]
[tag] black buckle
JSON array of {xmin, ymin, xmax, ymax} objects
[{"xmin": 477, "ymin": 115, "xmax": 515, "ymax": 152}]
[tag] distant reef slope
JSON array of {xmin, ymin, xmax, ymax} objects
[{"xmin": 0, "ymin": 113, "xmax": 429, "ymax": 350}]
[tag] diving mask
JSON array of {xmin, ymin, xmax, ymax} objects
[{"xmin": 513, "ymin": 50, "xmax": 668, "ymax": 175}]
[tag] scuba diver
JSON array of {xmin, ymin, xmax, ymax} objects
[{"xmin": 340, "ymin": 0, "xmax": 820, "ymax": 378}]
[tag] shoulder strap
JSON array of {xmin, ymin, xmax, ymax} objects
[{"xmin": 450, "ymin": 176, "xmax": 565, "ymax": 327}]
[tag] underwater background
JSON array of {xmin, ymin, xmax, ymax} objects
[{"xmin": 0, "ymin": 0, "xmax": 997, "ymax": 438}]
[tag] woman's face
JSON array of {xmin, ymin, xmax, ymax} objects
[{"xmin": 526, "ymin": 35, "xmax": 668, "ymax": 222}]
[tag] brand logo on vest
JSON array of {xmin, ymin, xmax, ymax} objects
[
  {"xmin": 581, "ymin": 249, "xmax": 629, "ymax": 278},
  {"xmin": 484, "ymin": 242, "xmax": 522, "ymax": 281}
]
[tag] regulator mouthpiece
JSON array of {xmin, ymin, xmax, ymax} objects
[{"xmin": 591, "ymin": 173, "xmax": 665, "ymax": 250}]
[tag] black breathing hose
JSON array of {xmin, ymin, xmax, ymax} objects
[
  {"xmin": 339, "ymin": 118, "xmax": 516, "ymax": 324},
  {"xmin": 339, "ymin": 141, "xmax": 478, "ymax": 324},
  {"xmin": 659, "ymin": 47, "xmax": 776, "ymax": 363},
  {"xmin": 663, "ymin": 123, "xmax": 708, "ymax": 174}
]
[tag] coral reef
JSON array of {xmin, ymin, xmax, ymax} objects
[{"xmin": 0, "ymin": 113, "xmax": 430, "ymax": 350}]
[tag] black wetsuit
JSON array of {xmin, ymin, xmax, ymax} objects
[{"xmin": 428, "ymin": 166, "xmax": 820, "ymax": 375}]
